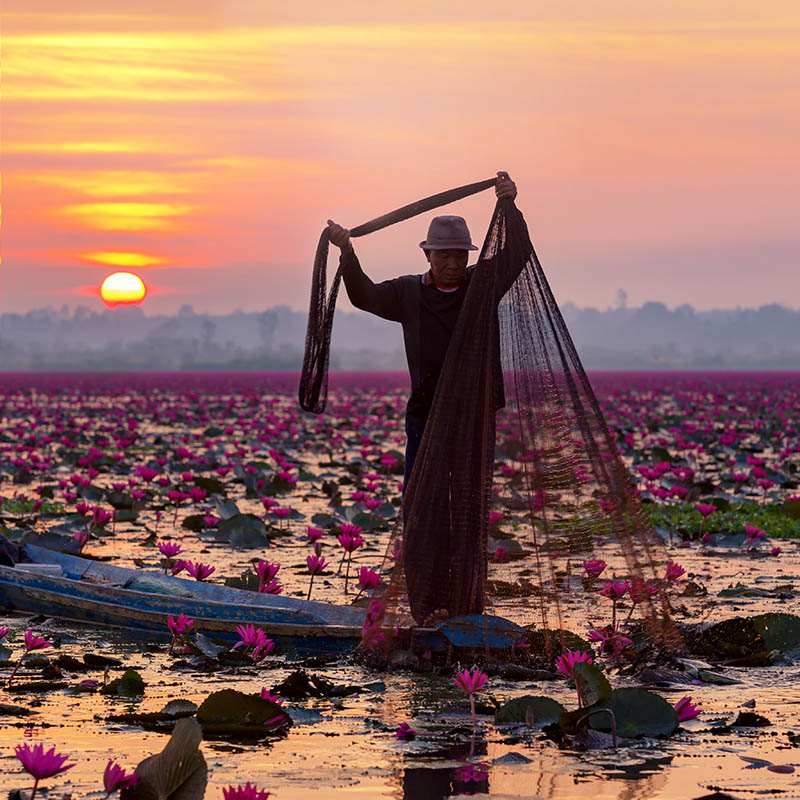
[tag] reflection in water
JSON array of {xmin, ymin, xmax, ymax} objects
[{"xmin": 403, "ymin": 736, "xmax": 489, "ymax": 799}]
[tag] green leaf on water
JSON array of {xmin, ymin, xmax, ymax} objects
[
  {"xmin": 196, "ymin": 688, "xmax": 291, "ymax": 739},
  {"xmin": 216, "ymin": 514, "xmax": 270, "ymax": 549},
  {"xmin": 102, "ymin": 668, "xmax": 146, "ymax": 697},
  {"xmin": 495, "ymin": 695, "xmax": 566, "ymax": 726},
  {"xmin": 595, "ymin": 688, "xmax": 678, "ymax": 738}
]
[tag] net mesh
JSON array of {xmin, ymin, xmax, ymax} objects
[{"xmin": 300, "ymin": 182, "xmax": 682, "ymax": 662}]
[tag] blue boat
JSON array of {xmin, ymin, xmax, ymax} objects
[{"xmin": 0, "ymin": 544, "xmax": 528, "ymax": 657}]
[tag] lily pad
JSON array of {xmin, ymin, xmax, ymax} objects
[
  {"xmin": 108, "ymin": 700, "xmax": 198, "ymax": 732},
  {"xmin": 495, "ymin": 695, "xmax": 566, "ymax": 726},
  {"xmin": 688, "ymin": 613, "xmax": 800, "ymax": 665},
  {"xmin": 524, "ymin": 628, "xmax": 592, "ymax": 656},
  {"xmin": 215, "ymin": 514, "xmax": 270, "ymax": 549},
  {"xmin": 102, "ymin": 668, "xmax": 145, "ymax": 696},
  {"xmin": 195, "ymin": 476, "xmax": 227, "ymax": 496},
  {"xmin": 181, "ymin": 514, "xmax": 208, "ymax": 532},
  {"xmin": 196, "ymin": 689, "xmax": 291, "ymax": 739},
  {"xmin": 595, "ymin": 688, "xmax": 678, "ymax": 738},
  {"xmin": 214, "ymin": 498, "xmax": 240, "ymax": 519}
]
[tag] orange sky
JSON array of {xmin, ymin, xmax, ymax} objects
[{"xmin": 2, "ymin": 0, "xmax": 799, "ymax": 313}]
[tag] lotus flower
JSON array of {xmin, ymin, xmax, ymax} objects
[
  {"xmin": 664, "ymin": 561, "xmax": 686, "ymax": 583},
  {"xmin": 453, "ymin": 668, "xmax": 488, "ymax": 726},
  {"xmin": 674, "ymin": 695, "xmax": 701, "ymax": 721},
  {"xmin": 223, "ymin": 784, "xmax": 271, "ymax": 800},
  {"xmin": 158, "ymin": 540, "xmax": 182, "ymax": 558},
  {"xmin": 260, "ymin": 688, "xmax": 283, "ymax": 705},
  {"xmin": 255, "ymin": 560, "xmax": 280, "ymax": 592},
  {"xmin": 306, "ymin": 554, "xmax": 328, "ymax": 600},
  {"xmin": 103, "ymin": 759, "xmax": 140, "ymax": 796},
  {"xmin": 582, "ymin": 558, "xmax": 607, "ymax": 580},
  {"xmin": 14, "ymin": 743, "xmax": 75, "ymax": 799},
  {"xmin": 185, "ymin": 561, "xmax": 215, "ymax": 581},
  {"xmin": 554, "ymin": 648, "xmax": 593, "ymax": 679},
  {"xmin": 395, "ymin": 721, "xmax": 416, "ymax": 740}
]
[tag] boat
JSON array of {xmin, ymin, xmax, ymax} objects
[{"xmin": 0, "ymin": 544, "xmax": 528, "ymax": 657}]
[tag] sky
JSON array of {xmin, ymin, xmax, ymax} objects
[{"xmin": 2, "ymin": 0, "xmax": 799, "ymax": 315}]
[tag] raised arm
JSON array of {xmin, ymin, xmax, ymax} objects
[
  {"xmin": 490, "ymin": 172, "xmax": 529, "ymax": 300},
  {"xmin": 327, "ymin": 219, "xmax": 404, "ymax": 322}
]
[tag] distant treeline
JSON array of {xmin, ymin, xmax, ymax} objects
[{"xmin": 1, "ymin": 301, "xmax": 799, "ymax": 370}]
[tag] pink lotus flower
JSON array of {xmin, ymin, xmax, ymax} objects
[
  {"xmin": 157, "ymin": 540, "xmax": 182, "ymax": 558},
  {"xmin": 337, "ymin": 528, "xmax": 364, "ymax": 594},
  {"xmin": 356, "ymin": 567, "xmax": 382, "ymax": 593},
  {"xmin": 74, "ymin": 529, "xmax": 90, "ymax": 550},
  {"xmin": 76, "ymin": 501, "xmax": 91, "ymax": 517},
  {"xmin": 587, "ymin": 626, "xmax": 633, "ymax": 658},
  {"xmin": 185, "ymin": 561, "xmax": 215, "ymax": 581},
  {"xmin": 167, "ymin": 613, "xmax": 194, "ymax": 637},
  {"xmin": 24, "ymin": 630, "xmax": 51, "ymax": 652},
  {"xmin": 453, "ymin": 668, "xmax": 488, "ymax": 694},
  {"xmin": 103, "ymin": 759, "xmax": 140, "ymax": 796},
  {"xmin": 554, "ymin": 648, "xmax": 593, "ymax": 679},
  {"xmin": 14, "ymin": 742, "xmax": 75, "ymax": 799},
  {"xmin": 493, "ymin": 546, "xmax": 506, "ymax": 562},
  {"xmin": 260, "ymin": 688, "xmax": 283, "ymax": 705},
  {"xmin": 771, "ymin": 546, "xmax": 782, "ymax": 557},
  {"xmin": 306, "ymin": 526, "xmax": 325, "ymax": 544},
  {"xmin": 664, "ymin": 561, "xmax": 686, "ymax": 583},
  {"xmin": 395, "ymin": 721, "xmax": 416, "ymax": 740},
  {"xmin": 582, "ymin": 558, "xmax": 607, "ymax": 580},
  {"xmin": 695, "ymin": 502, "xmax": 716, "ymax": 517},
  {"xmin": 307, "ymin": 554, "xmax": 328, "ymax": 575},
  {"xmin": 0, "ymin": 626, "xmax": 10, "ymax": 641},
  {"xmin": 453, "ymin": 668, "xmax": 488, "ymax": 726},
  {"xmin": 167, "ymin": 613, "xmax": 194, "ymax": 655},
  {"xmin": 134, "ymin": 465, "xmax": 159, "ymax": 483},
  {"xmin": 598, "ymin": 580, "xmax": 630, "ymax": 601},
  {"xmin": 255, "ymin": 560, "xmax": 280, "ymax": 592},
  {"xmin": 306, "ymin": 553, "xmax": 328, "ymax": 600},
  {"xmin": 171, "ymin": 558, "xmax": 187, "ymax": 576},
  {"xmin": 223, "ymin": 783, "xmax": 271, "ymax": 800},
  {"xmin": 233, "ymin": 624, "xmax": 275, "ymax": 662},
  {"xmin": 674, "ymin": 695, "xmax": 701, "ymax": 721}
]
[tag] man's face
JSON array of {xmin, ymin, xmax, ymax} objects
[{"xmin": 426, "ymin": 248, "xmax": 469, "ymax": 286}]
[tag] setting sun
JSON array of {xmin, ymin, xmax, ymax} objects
[{"xmin": 100, "ymin": 271, "xmax": 146, "ymax": 307}]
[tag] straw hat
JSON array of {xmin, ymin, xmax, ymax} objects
[{"xmin": 419, "ymin": 215, "xmax": 478, "ymax": 251}]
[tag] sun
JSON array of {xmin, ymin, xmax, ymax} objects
[{"xmin": 100, "ymin": 272, "xmax": 147, "ymax": 308}]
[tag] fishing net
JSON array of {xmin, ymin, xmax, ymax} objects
[{"xmin": 300, "ymin": 180, "xmax": 682, "ymax": 662}]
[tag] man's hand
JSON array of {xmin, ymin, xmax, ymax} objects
[
  {"xmin": 327, "ymin": 219, "xmax": 352, "ymax": 251},
  {"xmin": 495, "ymin": 171, "xmax": 517, "ymax": 201}
]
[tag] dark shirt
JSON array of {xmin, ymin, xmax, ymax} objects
[
  {"xmin": 407, "ymin": 279, "xmax": 469, "ymax": 420},
  {"xmin": 339, "ymin": 242, "xmax": 521, "ymax": 422}
]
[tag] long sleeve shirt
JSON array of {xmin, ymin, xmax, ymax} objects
[{"xmin": 339, "ymin": 242, "xmax": 523, "ymax": 421}]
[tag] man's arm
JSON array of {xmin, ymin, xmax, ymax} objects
[
  {"xmin": 328, "ymin": 220, "xmax": 404, "ymax": 322},
  {"xmin": 490, "ymin": 173, "xmax": 528, "ymax": 300}
]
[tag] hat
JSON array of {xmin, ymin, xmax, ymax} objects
[{"xmin": 419, "ymin": 215, "xmax": 478, "ymax": 251}]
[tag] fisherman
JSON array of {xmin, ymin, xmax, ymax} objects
[{"xmin": 327, "ymin": 171, "xmax": 517, "ymax": 492}]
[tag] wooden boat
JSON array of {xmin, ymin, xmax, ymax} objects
[{"xmin": 0, "ymin": 544, "xmax": 528, "ymax": 657}]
